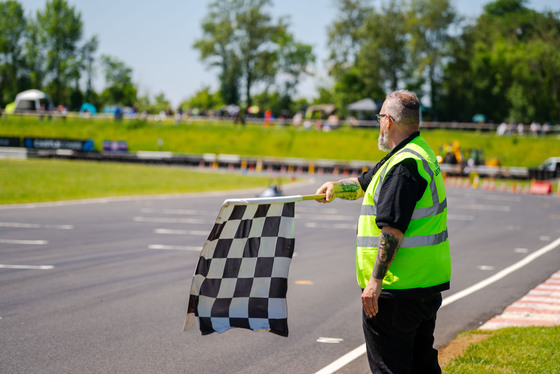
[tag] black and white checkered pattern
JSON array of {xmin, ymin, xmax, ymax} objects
[{"xmin": 185, "ymin": 200, "xmax": 295, "ymax": 336}]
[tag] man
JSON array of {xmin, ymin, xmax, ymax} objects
[{"xmin": 316, "ymin": 90, "xmax": 451, "ymax": 373}]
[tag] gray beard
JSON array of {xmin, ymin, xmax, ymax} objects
[{"xmin": 378, "ymin": 131, "xmax": 390, "ymax": 152}]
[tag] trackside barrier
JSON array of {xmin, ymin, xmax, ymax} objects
[
  {"xmin": 529, "ymin": 180, "xmax": 553, "ymax": 195},
  {"xmin": 15, "ymin": 148, "xmax": 558, "ymax": 197},
  {"xmin": 444, "ymin": 175, "xmax": 560, "ymax": 197},
  {"xmin": 0, "ymin": 147, "xmax": 37, "ymax": 159}
]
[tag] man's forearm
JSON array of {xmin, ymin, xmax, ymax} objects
[
  {"xmin": 333, "ymin": 178, "xmax": 364, "ymax": 200},
  {"xmin": 372, "ymin": 229, "xmax": 402, "ymax": 279}
]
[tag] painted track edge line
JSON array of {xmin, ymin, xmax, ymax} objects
[
  {"xmin": 314, "ymin": 344, "xmax": 366, "ymax": 374},
  {"xmin": 313, "ymin": 236, "xmax": 560, "ymax": 374},
  {"xmin": 441, "ymin": 236, "xmax": 560, "ymax": 307}
]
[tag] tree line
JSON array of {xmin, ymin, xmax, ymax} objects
[
  {"xmin": 0, "ymin": 0, "xmax": 164, "ymax": 113},
  {"xmin": 193, "ymin": 0, "xmax": 560, "ymax": 123},
  {"xmin": 1, "ymin": 0, "xmax": 559, "ymax": 123},
  {"xmin": 335, "ymin": 0, "xmax": 560, "ymax": 123}
]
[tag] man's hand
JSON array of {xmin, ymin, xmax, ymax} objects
[
  {"xmin": 315, "ymin": 181, "xmax": 336, "ymax": 203},
  {"xmin": 362, "ymin": 227, "xmax": 403, "ymax": 317},
  {"xmin": 362, "ymin": 277, "xmax": 383, "ymax": 317},
  {"xmin": 315, "ymin": 178, "xmax": 363, "ymax": 203}
]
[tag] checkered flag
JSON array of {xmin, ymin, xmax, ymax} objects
[{"xmin": 184, "ymin": 195, "xmax": 302, "ymax": 337}]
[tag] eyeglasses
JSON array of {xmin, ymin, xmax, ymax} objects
[{"xmin": 376, "ymin": 113, "xmax": 394, "ymax": 123}]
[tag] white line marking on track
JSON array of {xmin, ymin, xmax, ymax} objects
[
  {"xmin": 478, "ymin": 265, "xmax": 495, "ymax": 271},
  {"xmin": 0, "ymin": 264, "xmax": 54, "ymax": 270},
  {"xmin": 454, "ymin": 204, "xmax": 511, "ymax": 212},
  {"xmin": 0, "ymin": 239, "xmax": 48, "ymax": 245},
  {"xmin": 513, "ymin": 302, "xmax": 560, "ymax": 309},
  {"xmin": 314, "ymin": 236, "xmax": 560, "ymax": 374},
  {"xmin": 154, "ymin": 229, "xmax": 208, "ymax": 236},
  {"xmin": 442, "ymin": 237, "xmax": 560, "ymax": 307},
  {"xmin": 483, "ymin": 195, "xmax": 522, "ymax": 202},
  {"xmin": 305, "ymin": 222, "xmax": 356, "ymax": 230},
  {"xmin": 149, "ymin": 244, "xmax": 201, "ymax": 251},
  {"xmin": 141, "ymin": 208, "xmax": 199, "ymax": 215},
  {"xmin": 296, "ymin": 214, "xmax": 356, "ymax": 221},
  {"xmin": 317, "ymin": 337, "xmax": 344, "ymax": 344},
  {"xmin": 134, "ymin": 217, "xmax": 209, "ymax": 224},
  {"xmin": 296, "ymin": 207, "xmax": 339, "ymax": 214},
  {"xmin": 515, "ymin": 248, "xmax": 529, "ymax": 253},
  {"xmin": 447, "ymin": 214, "xmax": 475, "ymax": 221},
  {"xmin": 314, "ymin": 345, "xmax": 367, "ymax": 374},
  {"xmin": 0, "ymin": 222, "xmax": 74, "ymax": 229},
  {"xmin": 528, "ymin": 290, "xmax": 560, "ymax": 297},
  {"xmin": 521, "ymin": 296, "xmax": 560, "ymax": 304}
]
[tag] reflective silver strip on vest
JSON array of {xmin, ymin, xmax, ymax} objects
[
  {"xmin": 366, "ymin": 146, "xmax": 446, "ymax": 220},
  {"xmin": 360, "ymin": 198, "xmax": 446, "ymax": 220},
  {"xmin": 360, "ymin": 204, "xmax": 377, "ymax": 216},
  {"xmin": 357, "ymin": 229, "xmax": 448, "ymax": 248},
  {"xmin": 404, "ymin": 148, "xmax": 440, "ymax": 215},
  {"xmin": 373, "ymin": 161, "xmax": 392, "ymax": 204}
]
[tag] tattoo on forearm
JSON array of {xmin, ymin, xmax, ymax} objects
[
  {"xmin": 336, "ymin": 179, "xmax": 360, "ymax": 200},
  {"xmin": 373, "ymin": 232, "xmax": 400, "ymax": 279}
]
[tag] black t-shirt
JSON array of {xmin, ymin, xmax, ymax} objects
[{"xmin": 357, "ymin": 132, "xmax": 427, "ymax": 233}]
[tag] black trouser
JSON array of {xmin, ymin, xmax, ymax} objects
[{"xmin": 362, "ymin": 293, "xmax": 442, "ymax": 374}]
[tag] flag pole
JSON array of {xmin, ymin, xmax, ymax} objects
[
  {"xmin": 301, "ymin": 192, "xmax": 356, "ymax": 201},
  {"xmin": 223, "ymin": 193, "xmax": 356, "ymax": 205},
  {"xmin": 301, "ymin": 194, "xmax": 325, "ymax": 201}
]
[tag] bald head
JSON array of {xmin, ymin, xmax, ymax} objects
[{"xmin": 383, "ymin": 90, "xmax": 420, "ymax": 130}]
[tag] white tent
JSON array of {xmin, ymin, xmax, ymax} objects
[
  {"xmin": 14, "ymin": 89, "xmax": 53, "ymax": 112},
  {"xmin": 347, "ymin": 98, "xmax": 377, "ymax": 112}
]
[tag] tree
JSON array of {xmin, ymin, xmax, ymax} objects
[
  {"xmin": 327, "ymin": 0, "xmax": 422, "ymax": 116},
  {"xmin": 194, "ymin": 0, "xmax": 313, "ymax": 107},
  {"xmin": 327, "ymin": 0, "xmax": 372, "ymax": 78},
  {"xmin": 33, "ymin": 0, "xmax": 84, "ymax": 105},
  {"xmin": 325, "ymin": 0, "xmax": 376, "ymax": 115},
  {"xmin": 81, "ymin": 35, "xmax": 98, "ymax": 103},
  {"xmin": 151, "ymin": 92, "xmax": 171, "ymax": 114},
  {"xmin": 274, "ymin": 31, "xmax": 315, "ymax": 99},
  {"xmin": 406, "ymin": 0, "xmax": 458, "ymax": 119},
  {"xmin": 24, "ymin": 16, "xmax": 45, "ymax": 90},
  {"xmin": 440, "ymin": 0, "xmax": 560, "ymax": 123},
  {"xmin": 0, "ymin": 0, "xmax": 26, "ymax": 105},
  {"xmin": 359, "ymin": 0, "xmax": 410, "ymax": 93},
  {"xmin": 182, "ymin": 86, "xmax": 223, "ymax": 111},
  {"xmin": 194, "ymin": 0, "xmax": 241, "ymax": 106},
  {"xmin": 99, "ymin": 55, "xmax": 137, "ymax": 107}
]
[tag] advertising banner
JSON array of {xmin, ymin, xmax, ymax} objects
[
  {"xmin": 0, "ymin": 137, "xmax": 22, "ymax": 147},
  {"xmin": 24, "ymin": 137, "xmax": 94, "ymax": 152}
]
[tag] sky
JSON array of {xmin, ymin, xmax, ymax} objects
[{"xmin": 17, "ymin": 0, "xmax": 560, "ymax": 107}]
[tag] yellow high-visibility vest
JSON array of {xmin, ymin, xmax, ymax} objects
[{"xmin": 356, "ymin": 135, "xmax": 451, "ymax": 290}]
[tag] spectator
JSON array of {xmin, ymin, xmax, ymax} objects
[
  {"xmin": 292, "ymin": 112, "xmax": 303, "ymax": 127},
  {"xmin": 497, "ymin": 121, "xmax": 507, "ymax": 136},
  {"xmin": 530, "ymin": 121, "xmax": 541, "ymax": 137},
  {"xmin": 517, "ymin": 122, "xmax": 525, "ymax": 136}
]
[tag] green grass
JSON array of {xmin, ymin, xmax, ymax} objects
[
  {"xmin": 443, "ymin": 327, "xmax": 560, "ymax": 373},
  {"xmin": 0, "ymin": 159, "xmax": 280, "ymax": 204},
  {"xmin": 1, "ymin": 116, "xmax": 558, "ymax": 167}
]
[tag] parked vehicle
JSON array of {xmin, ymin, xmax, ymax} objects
[{"xmin": 538, "ymin": 157, "xmax": 560, "ymax": 172}]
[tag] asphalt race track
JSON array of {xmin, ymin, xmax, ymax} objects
[{"xmin": 1, "ymin": 177, "xmax": 559, "ymax": 373}]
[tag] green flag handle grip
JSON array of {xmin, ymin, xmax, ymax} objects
[{"xmin": 301, "ymin": 192, "xmax": 356, "ymax": 201}]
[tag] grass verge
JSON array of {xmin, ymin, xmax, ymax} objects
[
  {"xmin": 1, "ymin": 116, "xmax": 558, "ymax": 167},
  {"xmin": 442, "ymin": 327, "xmax": 560, "ymax": 373},
  {"xmin": 0, "ymin": 159, "xmax": 282, "ymax": 204}
]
